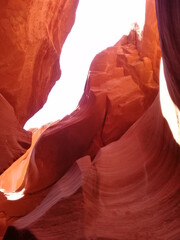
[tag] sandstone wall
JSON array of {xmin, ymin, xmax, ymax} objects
[
  {"xmin": 0, "ymin": 0, "xmax": 79, "ymax": 173},
  {"xmin": 0, "ymin": 0, "xmax": 79, "ymax": 125},
  {"xmin": 1, "ymin": 0, "xmax": 180, "ymax": 239}
]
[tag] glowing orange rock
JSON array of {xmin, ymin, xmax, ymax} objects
[
  {"xmin": 0, "ymin": 123, "xmax": 52, "ymax": 193},
  {"xmin": 141, "ymin": 0, "xmax": 161, "ymax": 82},
  {"xmin": 0, "ymin": 0, "xmax": 79, "ymax": 176},
  {"xmin": 86, "ymin": 29, "xmax": 159, "ymax": 144},
  {"xmin": 2, "ymin": 0, "xmax": 180, "ymax": 239},
  {"xmin": 0, "ymin": 0, "xmax": 79, "ymax": 125},
  {"xmin": 22, "ymin": 91, "xmax": 106, "ymax": 193}
]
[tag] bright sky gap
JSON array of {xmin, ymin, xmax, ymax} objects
[{"xmin": 24, "ymin": 0, "xmax": 146, "ymax": 130}]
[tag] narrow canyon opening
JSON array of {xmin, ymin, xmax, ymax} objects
[
  {"xmin": 24, "ymin": 0, "xmax": 146, "ymax": 130},
  {"xmin": 1, "ymin": 1, "xmax": 180, "ymax": 239}
]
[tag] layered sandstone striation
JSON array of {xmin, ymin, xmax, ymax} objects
[
  {"xmin": 9, "ymin": 95, "xmax": 179, "ymax": 240},
  {"xmin": 1, "ymin": 0, "xmax": 180, "ymax": 239},
  {"xmin": 0, "ymin": 27, "xmax": 160, "ymax": 195}
]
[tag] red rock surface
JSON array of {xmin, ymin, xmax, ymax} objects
[
  {"xmin": 1, "ymin": 97, "xmax": 179, "ymax": 240},
  {"xmin": 0, "ymin": 0, "xmax": 79, "ymax": 125},
  {"xmin": 0, "ymin": 0, "xmax": 79, "ymax": 174},
  {"xmin": 86, "ymin": 31, "xmax": 159, "ymax": 144},
  {"xmin": 0, "ymin": 94, "xmax": 31, "ymax": 173},
  {"xmin": 21, "ymin": 95, "xmax": 179, "ymax": 240},
  {"xmin": 1, "ymin": 0, "xmax": 180, "ymax": 239},
  {"xmin": 81, "ymin": 96, "xmax": 180, "ymax": 239},
  {"xmin": 22, "ymin": 91, "xmax": 106, "ymax": 193},
  {"xmin": 140, "ymin": 0, "xmax": 161, "ymax": 83},
  {"xmin": 0, "ymin": 123, "xmax": 53, "ymax": 193}
]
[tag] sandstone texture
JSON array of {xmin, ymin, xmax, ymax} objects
[
  {"xmin": 0, "ymin": 94, "xmax": 31, "ymax": 173},
  {"xmin": 0, "ymin": 0, "xmax": 79, "ymax": 173},
  {"xmin": 1, "ymin": 0, "xmax": 180, "ymax": 239},
  {"xmin": 141, "ymin": 0, "xmax": 161, "ymax": 83},
  {"xmin": 22, "ymin": 91, "xmax": 106, "ymax": 193},
  {"xmin": 87, "ymin": 32, "xmax": 159, "ymax": 144},
  {"xmin": 0, "ymin": 0, "xmax": 79, "ymax": 125}
]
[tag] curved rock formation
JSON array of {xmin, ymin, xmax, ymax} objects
[
  {"xmin": 0, "ymin": 0, "xmax": 79, "ymax": 125},
  {"xmin": 22, "ymin": 91, "xmax": 106, "ymax": 193},
  {"xmin": 2, "ymin": 95, "xmax": 179, "ymax": 240},
  {"xmin": 0, "ymin": 28, "xmax": 160, "ymax": 195},
  {"xmin": 0, "ymin": 123, "xmax": 52, "ymax": 193},
  {"xmin": 82, "ymin": 95, "xmax": 180, "ymax": 239},
  {"xmin": 155, "ymin": 0, "xmax": 180, "ymax": 110},
  {"xmin": 1, "ymin": 0, "xmax": 180, "ymax": 239},
  {"xmin": 0, "ymin": 0, "xmax": 79, "ymax": 173},
  {"xmin": 0, "ymin": 94, "xmax": 31, "ymax": 173}
]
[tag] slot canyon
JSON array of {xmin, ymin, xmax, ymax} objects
[{"xmin": 0, "ymin": 0, "xmax": 180, "ymax": 239}]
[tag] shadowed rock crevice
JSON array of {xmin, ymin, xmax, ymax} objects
[
  {"xmin": 155, "ymin": 0, "xmax": 180, "ymax": 109},
  {"xmin": 3, "ymin": 226, "xmax": 37, "ymax": 240}
]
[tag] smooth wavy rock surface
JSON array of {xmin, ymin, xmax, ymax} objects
[
  {"xmin": 3, "ymin": 96, "xmax": 180, "ymax": 240},
  {"xmin": 22, "ymin": 91, "xmax": 106, "ymax": 193},
  {"xmin": 0, "ymin": 123, "xmax": 53, "ymax": 193},
  {"xmin": 1, "ymin": 0, "xmax": 180, "ymax": 239},
  {"xmin": 82, "ymin": 95, "xmax": 180, "ymax": 239}
]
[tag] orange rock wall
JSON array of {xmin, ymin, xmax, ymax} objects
[
  {"xmin": 0, "ymin": 0, "xmax": 79, "ymax": 173},
  {"xmin": 1, "ymin": 0, "xmax": 180, "ymax": 239},
  {"xmin": 0, "ymin": 0, "xmax": 79, "ymax": 125},
  {"xmin": 0, "ymin": 94, "xmax": 31, "ymax": 173},
  {"xmin": 86, "ymin": 31, "xmax": 159, "ymax": 145},
  {"xmin": 140, "ymin": 0, "xmax": 161, "ymax": 83}
]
